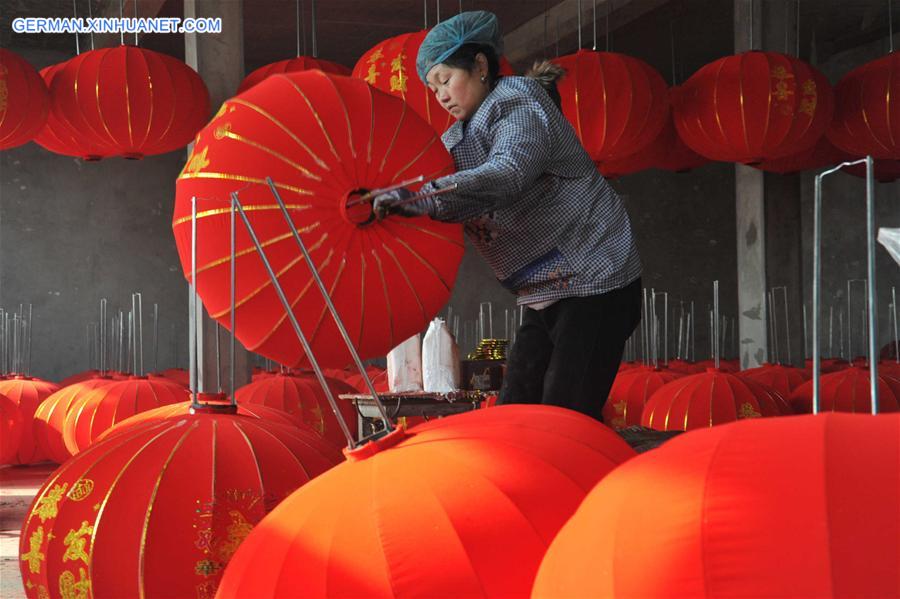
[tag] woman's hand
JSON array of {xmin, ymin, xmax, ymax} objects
[{"xmin": 372, "ymin": 188, "xmax": 431, "ymax": 219}]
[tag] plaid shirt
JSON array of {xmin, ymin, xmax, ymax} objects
[{"xmin": 421, "ymin": 76, "xmax": 642, "ymax": 305}]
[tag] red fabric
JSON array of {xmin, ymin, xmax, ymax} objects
[
  {"xmin": 0, "ymin": 376, "xmax": 60, "ymax": 464},
  {"xmin": 34, "ymin": 61, "xmax": 107, "ymax": 159},
  {"xmin": 173, "ymin": 70, "xmax": 462, "ymax": 369},
  {"xmin": 49, "ymin": 45, "xmax": 209, "ymax": 159},
  {"xmin": 234, "ymin": 373, "xmax": 358, "ymax": 449},
  {"xmin": 640, "ymin": 368, "xmax": 784, "ymax": 431},
  {"xmin": 788, "ymin": 365, "xmax": 900, "ymax": 414},
  {"xmin": 828, "ymin": 51, "xmax": 900, "ymax": 160},
  {"xmin": 533, "ymin": 413, "xmax": 900, "ymax": 598},
  {"xmin": 0, "ymin": 393, "xmax": 23, "ymax": 464},
  {"xmin": 602, "ymin": 366, "xmax": 683, "ymax": 429},
  {"xmin": 238, "ymin": 56, "xmax": 350, "ymax": 93},
  {"xmin": 803, "ymin": 357, "xmax": 849, "ymax": 375},
  {"xmin": 18, "ymin": 410, "xmax": 340, "ymax": 599},
  {"xmin": 0, "ymin": 48, "xmax": 49, "ymax": 150},
  {"xmin": 32, "ymin": 377, "xmax": 115, "ymax": 464},
  {"xmin": 843, "ymin": 158, "xmax": 900, "ymax": 183},
  {"xmin": 755, "ymin": 135, "xmax": 849, "ymax": 174},
  {"xmin": 554, "ymin": 50, "xmax": 669, "ymax": 164},
  {"xmin": 352, "ymin": 31, "xmax": 514, "ymax": 136},
  {"xmin": 217, "ymin": 405, "xmax": 636, "ymax": 598},
  {"xmin": 61, "ymin": 376, "xmax": 189, "ymax": 455},
  {"xmin": 738, "ymin": 363, "xmax": 809, "ymax": 397},
  {"xmin": 674, "ymin": 51, "xmax": 834, "ymax": 164}
]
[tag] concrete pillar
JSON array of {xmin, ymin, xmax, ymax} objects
[{"xmin": 184, "ymin": 0, "xmax": 251, "ymax": 393}]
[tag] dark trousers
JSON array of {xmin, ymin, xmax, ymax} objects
[{"xmin": 498, "ymin": 278, "xmax": 642, "ymax": 422}]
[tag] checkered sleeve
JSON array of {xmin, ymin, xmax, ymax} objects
[{"xmin": 426, "ymin": 97, "xmax": 552, "ymax": 223}]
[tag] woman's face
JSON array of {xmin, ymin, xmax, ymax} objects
[{"xmin": 425, "ymin": 54, "xmax": 490, "ymax": 122}]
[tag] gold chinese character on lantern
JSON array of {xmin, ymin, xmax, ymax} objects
[
  {"xmin": 799, "ymin": 79, "xmax": 818, "ymax": 116},
  {"xmin": 67, "ymin": 479, "xmax": 94, "ymax": 502},
  {"xmin": 181, "ymin": 146, "xmax": 211, "ymax": 177},
  {"xmin": 35, "ymin": 483, "xmax": 68, "ymax": 522},
  {"xmin": 364, "ymin": 47, "xmax": 385, "ymax": 85},
  {"xmin": 62, "ymin": 521, "xmax": 93, "ymax": 565},
  {"xmin": 390, "ymin": 53, "xmax": 408, "ymax": 93},
  {"xmin": 737, "ymin": 402, "xmax": 762, "ymax": 419},
  {"xmin": 21, "ymin": 526, "xmax": 46, "ymax": 574},
  {"xmin": 59, "ymin": 568, "xmax": 91, "ymax": 599}
]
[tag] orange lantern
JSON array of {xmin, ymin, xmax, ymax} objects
[
  {"xmin": 553, "ymin": 50, "xmax": 669, "ymax": 164},
  {"xmin": 641, "ymin": 368, "xmax": 784, "ymax": 431},
  {"xmin": 33, "ymin": 378, "xmax": 115, "ymax": 464},
  {"xmin": 0, "ymin": 376, "xmax": 60, "ymax": 464},
  {"xmin": 19, "ymin": 408, "xmax": 341, "ymax": 599},
  {"xmin": 788, "ymin": 365, "xmax": 900, "ymax": 414},
  {"xmin": 828, "ymin": 51, "xmax": 900, "ymax": 159},
  {"xmin": 674, "ymin": 51, "xmax": 834, "ymax": 164},
  {"xmin": 217, "ymin": 405, "xmax": 636, "ymax": 598},
  {"xmin": 0, "ymin": 48, "xmax": 49, "ymax": 150},
  {"xmin": 49, "ymin": 45, "xmax": 210, "ymax": 159},
  {"xmin": 0, "ymin": 393, "xmax": 23, "ymax": 464},
  {"xmin": 62, "ymin": 375, "xmax": 189, "ymax": 455},
  {"xmin": 739, "ymin": 363, "xmax": 808, "ymax": 397},
  {"xmin": 533, "ymin": 413, "xmax": 900, "ymax": 598},
  {"xmin": 238, "ymin": 56, "xmax": 350, "ymax": 93},
  {"xmin": 173, "ymin": 70, "xmax": 462, "ymax": 369},
  {"xmin": 235, "ymin": 373, "xmax": 357, "ymax": 449},
  {"xmin": 602, "ymin": 366, "xmax": 683, "ymax": 429}
]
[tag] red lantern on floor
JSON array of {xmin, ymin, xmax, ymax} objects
[
  {"xmin": 62, "ymin": 376, "xmax": 189, "ymax": 455},
  {"xmin": 19, "ymin": 408, "xmax": 341, "ymax": 599},
  {"xmin": 238, "ymin": 56, "xmax": 350, "ymax": 93},
  {"xmin": 0, "ymin": 48, "xmax": 49, "ymax": 150},
  {"xmin": 49, "ymin": 45, "xmax": 210, "ymax": 159},
  {"xmin": 828, "ymin": 51, "xmax": 900, "ymax": 159},
  {"xmin": 641, "ymin": 368, "xmax": 784, "ymax": 431},
  {"xmin": 554, "ymin": 50, "xmax": 669, "ymax": 164},
  {"xmin": 533, "ymin": 413, "xmax": 900, "ymax": 598},
  {"xmin": 217, "ymin": 405, "xmax": 636, "ymax": 598},
  {"xmin": 739, "ymin": 363, "xmax": 809, "ymax": 397},
  {"xmin": 674, "ymin": 51, "xmax": 833, "ymax": 164},
  {"xmin": 173, "ymin": 70, "xmax": 462, "ymax": 369},
  {"xmin": 0, "ymin": 393, "xmax": 23, "ymax": 464},
  {"xmin": 0, "ymin": 376, "xmax": 60, "ymax": 464},
  {"xmin": 602, "ymin": 366, "xmax": 683, "ymax": 429},
  {"xmin": 235, "ymin": 373, "xmax": 357, "ymax": 448},
  {"xmin": 33, "ymin": 378, "xmax": 115, "ymax": 464},
  {"xmin": 788, "ymin": 366, "xmax": 900, "ymax": 414}
]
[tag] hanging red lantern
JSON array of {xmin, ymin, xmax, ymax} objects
[
  {"xmin": 533, "ymin": 413, "xmax": 900, "ymax": 598},
  {"xmin": 0, "ymin": 376, "xmax": 60, "ymax": 464},
  {"xmin": 352, "ymin": 31, "xmax": 514, "ymax": 136},
  {"xmin": 0, "ymin": 48, "xmax": 49, "ymax": 150},
  {"xmin": 641, "ymin": 368, "xmax": 784, "ymax": 431},
  {"xmin": 553, "ymin": 50, "xmax": 669, "ymax": 164},
  {"xmin": 216, "ymin": 405, "xmax": 635, "ymax": 598},
  {"xmin": 235, "ymin": 373, "xmax": 357, "ymax": 448},
  {"xmin": 49, "ymin": 45, "xmax": 210, "ymax": 159},
  {"xmin": 739, "ymin": 363, "xmax": 809, "ymax": 397},
  {"xmin": 602, "ymin": 366, "xmax": 683, "ymax": 429},
  {"xmin": 33, "ymin": 378, "xmax": 115, "ymax": 464},
  {"xmin": 0, "ymin": 393, "xmax": 23, "ymax": 464},
  {"xmin": 62, "ymin": 376, "xmax": 189, "ymax": 455},
  {"xmin": 755, "ymin": 135, "xmax": 848, "ymax": 174},
  {"xmin": 788, "ymin": 365, "xmax": 900, "ymax": 414},
  {"xmin": 19, "ymin": 408, "xmax": 341, "ymax": 599},
  {"xmin": 173, "ymin": 70, "xmax": 462, "ymax": 369},
  {"xmin": 33, "ymin": 62, "xmax": 107, "ymax": 160},
  {"xmin": 238, "ymin": 56, "xmax": 350, "ymax": 94},
  {"xmin": 828, "ymin": 51, "xmax": 900, "ymax": 159},
  {"xmin": 674, "ymin": 51, "xmax": 834, "ymax": 164},
  {"xmin": 843, "ymin": 157, "xmax": 900, "ymax": 183}
]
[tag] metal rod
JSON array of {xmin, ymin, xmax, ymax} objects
[
  {"xmin": 663, "ymin": 292, "xmax": 669, "ymax": 365},
  {"xmin": 27, "ymin": 304, "xmax": 32, "ymax": 375},
  {"xmin": 310, "ymin": 0, "xmax": 318, "ymax": 57},
  {"xmin": 828, "ymin": 305, "xmax": 834, "ymax": 359},
  {"xmin": 134, "ymin": 0, "xmax": 138, "ymax": 45},
  {"xmin": 215, "ymin": 323, "xmax": 222, "ymax": 393},
  {"xmin": 606, "ymin": 0, "xmax": 610, "ymax": 51},
  {"xmin": 190, "ymin": 197, "xmax": 199, "ymax": 402},
  {"xmin": 592, "ymin": 0, "xmax": 597, "ymax": 50},
  {"xmin": 381, "ymin": 184, "xmax": 459, "ymax": 210},
  {"xmin": 781, "ymin": 288, "xmax": 791, "ymax": 364},
  {"xmin": 132, "ymin": 294, "xmax": 138, "ymax": 375},
  {"xmin": 424, "ymin": 0, "xmax": 428, "ymax": 29},
  {"xmin": 231, "ymin": 193, "xmax": 237, "ymax": 403},
  {"xmin": 690, "ymin": 301, "xmax": 695, "ymax": 362},
  {"xmin": 436, "ymin": 0, "xmax": 441, "ymax": 24},
  {"xmin": 73, "ymin": 0, "xmax": 80, "ymax": 54},
  {"xmin": 714, "ymin": 281, "xmax": 720, "ymax": 369},
  {"xmin": 771, "ymin": 290, "xmax": 780, "ymax": 364},
  {"xmin": 296, "ymin": 0, "xmax": 301, "ymax": 57},
  {"xmin": 577, "ymin": 0, "xmax": 583, "ymax": 49},
  {"xmin": 153, "ymin": 303, "xmax": 159, "ymax": 373},
  {"xmin": 346, "ymin": 175, "xmax": 426, "ymax": 206},
  {"xmin": 119, "ymin": 0, "xmax": 124, "ymax": 45},
  {"xmin": 301, "ymin": 0, "xmax": 307, "ymax": 55},
  {"xmin": 87, "ymin": 0, "xmax": 94, "ymax": 49},
  {"xmin": 864, "ymin": 156, "xmax": 879, "ymax": 413},
  {"xmin": 893, "ymin": 287, "xmax": 899, "ymax": 363},
  {"xmin": 233, "ymin": 191, "xmax": 357, "ymax": 447},
  {"xmin": 890, "ymin": 0, "xmax": 895, "ymax": 53}
]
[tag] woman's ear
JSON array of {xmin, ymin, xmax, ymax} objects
[{"xmin": 475, "ymin": 52, "xmax": 489, "ymax": 79}]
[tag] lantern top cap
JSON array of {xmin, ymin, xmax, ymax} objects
[
  {"xmin": 343, "ymin": 426, "xmax": 409, "ymax": 462},
  {"xmin": 416, "ymin": 10, "xmax": 503, "ymax": 83}
]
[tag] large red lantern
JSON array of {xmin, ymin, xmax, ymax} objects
[
  {"xmin": 234, "ymin": 373, "xmax": 358, "ymax": 448},
  {"xmin": 0, "ymin": 376, "xmax": 60, "ymax": 464},
  {"xmin": 602, "ymin": 366, "xmax": 683, "ymax": 429},
  {"xmin": 49, "ymin": 45, "xmax": 210, "ymax": 159},
  {"xmin": 554, "ymin": 50, "xmax": 669, "ymax": 164},
  {"xmin": 674, "ymin": 51, "xmax": 834, "ymax": 164},
  {"xmin": 33, "ymin": 62, "xmax": 107, "ymax": 160},
  {"xmin": 19, "ymin": 408, "xmax": 341, "ymax": 599},
  {"xmin": 0, "ymin": 48, "xmax": 49, "ymax": 150},
  {"xmin": 640, "ymin": 368, "xmax": 785, "ymax": 431},
  {"xmin": 788, "ymin": 365, "xmax": 900, "ymax": 414},
  {"xmin": 0, "ymin": 393, "xmax": 23, "ymax": 464},
  {"xmin": 173, "ymin": 70, "xmax": 463, "ymax": 369},
  {"xmin": 33, "ymin": 378, "xmax": 115, "ymax": 464},
  {"xmin": 828, "ymin": 51, "xmax": 900, "ymax": 159},
  {"xmin": 217, "ymin": 405, "xmax": 636, "ymax": 598},
  {"xmin": 238, "ymin": 56, "xmax": 350, "ymax": 94},
  {"xmin": 533, "ymin": 413, "xmax": 900, "ymax": 598},
  {"xmin": 62, "ymin": 376, "xmax": 189, "ymax": 455}
]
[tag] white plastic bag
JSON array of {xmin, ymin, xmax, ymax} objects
[
  {"xmin": 422, "ymin": 318, "xmax": 461, "ymax": 392},
  {"xmin": 387, "ymin": 334, "xmax": 423, "ymax": 392},
  {"xmin": 878, "ymin": 228, "xmax": 900, "ymax": 267}
]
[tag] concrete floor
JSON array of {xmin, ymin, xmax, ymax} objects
[{"xmin": 1, "ymin": 464, "xmax": 55, "ymax": 599}]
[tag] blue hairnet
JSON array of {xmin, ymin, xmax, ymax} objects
[{"xmin": 416, "ymin": 10, "xmax": 504, "ymax": 82}]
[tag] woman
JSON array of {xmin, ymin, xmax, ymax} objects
[{"xmin": 374, "ymin": 10, "xmax": 641, "ymax": 422}]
